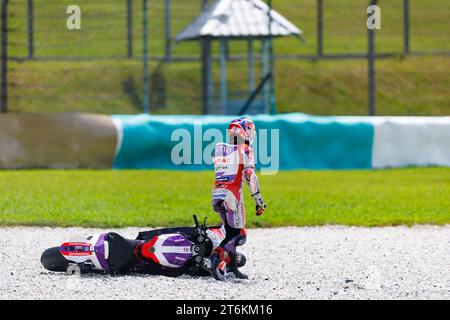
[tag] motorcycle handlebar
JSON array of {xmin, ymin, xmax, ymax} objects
[{"xmin": 193, "ymin": 215, "xmax": 200, "ymax": 227}]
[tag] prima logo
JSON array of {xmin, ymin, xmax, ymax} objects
[
  {"xmin": 66, "ymin": 5, "xmax": 81, "ymax": 30},
  {"xmin": 367, "ymin": 5, "xmax": 381, "ymax": 30},
  {"xmin": 170, "ymin": 122, "xmax": 279, "ymax": 175}
]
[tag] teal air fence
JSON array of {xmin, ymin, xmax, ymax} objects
[{"xmin": 112, "ymin": 113, "xmax": 374, "ymax": 170}]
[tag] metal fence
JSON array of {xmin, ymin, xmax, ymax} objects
[{"xmin": 1, "ymin": 0, "xmax": 449, "ymax": 115}]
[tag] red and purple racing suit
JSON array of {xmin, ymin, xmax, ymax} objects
[{"xmin": 211, "ymin": 142, "xmax": 261, "ymax": 253}]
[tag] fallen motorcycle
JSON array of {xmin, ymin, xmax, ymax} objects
[{"xmin": 40, "ymin": 215, "xmax": 246, "ymax": 278}]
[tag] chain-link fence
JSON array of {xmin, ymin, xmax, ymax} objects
[
  {"xmin": 3, "ymin": 0, "xmax": 207, "ymax": 114},
  {"xmin": 1, "ymin": 0, "xmax": 449, "ymax": 115}
]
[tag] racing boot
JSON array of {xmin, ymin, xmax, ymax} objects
[{"xmin": 228, "ymin": 251, "xmax": 248, "ymax": 280}]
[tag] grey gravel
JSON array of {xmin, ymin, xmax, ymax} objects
[{"xmin": 0, "ymin": 225, "xmax": 449, "ymax": 300}]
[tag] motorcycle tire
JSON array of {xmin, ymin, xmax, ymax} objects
[{"xmin": 41, "ymin": 247, "xmax": 69, "ymax": 272}]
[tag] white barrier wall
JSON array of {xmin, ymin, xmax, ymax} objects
[{"xmin": 371, "ymin": 117, "xmax": 450, "ymax": 168}]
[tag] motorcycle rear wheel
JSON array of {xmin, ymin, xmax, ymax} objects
[{"xmin": 41, "ymin": 247, "xmax": 69, "ymax": 272}]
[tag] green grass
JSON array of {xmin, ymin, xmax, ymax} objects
[
  {"xmin": 0, "ymin": 168, "xmax": 449, "ymax": 228},
  {"xmin": 8, "ymin": 56, "xmax": 450, "ymax": 115},
  {"xmin": 5, "ymin": 0, "xmax": 450, "ymax": 115}
]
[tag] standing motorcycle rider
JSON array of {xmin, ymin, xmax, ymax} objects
[{"xmin": 205, "ymin": 117, "xmax": 266, "ymax": 280}]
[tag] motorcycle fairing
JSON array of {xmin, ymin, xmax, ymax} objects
[
  {"xmin": 140, "ymin": 233, "xmax": 193, "ymax": 268},
  {"xmin": 206, "ymin": 226, "xmax": 226, "ymax": 249}
]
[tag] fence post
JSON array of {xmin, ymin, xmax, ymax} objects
[
  {"xmin": 268, "ymin": 0, "xmax": 276, "ymax": 114},
  {"xmin": 261, "ymin": 39, "xmax": 268, "ymax": 114},
  {"xmin": 220, "ymin": 38, "xmax": 227, "ymax": 114},
  {"xmin": 126, "ymin": 0, "xmax": 133, "ymax": 58},
  {"xmin": 367, "ymin": 0, "xmax": 377, "ymax": 116},
  {"xmin": 1, "ymin": 0, "xmax": 8, "ymax": 113},
  {"xmin": 247, "ymin": 39, "xmax": 254, "ymax": 94},
  {"xmin": 200, "ymin": 0, "xmax": 209, "ymax": 114},
  {"xmin": 403, "ymin": 0, "xmax": 410, "ymax": 55},
  {"xmin": 142, "ymin": 0, "xmax": 150, "ymax": 113},
  {"xmin": 317, "ymin": 0, "xmax": 323, "ymax": 58},
  {"xmin": 164, "ymin": 0, "xmax": 171, "ymax": 61},
  {"xmin": 27, "ymin": 0, "xmax": 34, "ymax": 59},
  {"xmin": 201, "ymin": 39, "xmax": 211, "ymax": 114}
]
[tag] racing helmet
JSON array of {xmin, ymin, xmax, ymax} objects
[{"xmin": 228, "ymin": 117, "xmax": 256, "ymax": 145}]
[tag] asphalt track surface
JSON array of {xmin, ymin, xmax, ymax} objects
[{"xmin": 1, "ymin": 226, "xmax": 449, "ymax": 300}]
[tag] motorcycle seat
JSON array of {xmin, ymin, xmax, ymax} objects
[{"xmin": 107, "ymin": 232, "xmax": 140, "ymax": 271}]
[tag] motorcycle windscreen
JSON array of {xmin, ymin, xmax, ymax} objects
[{"xmin": 140, "ymin": 233, "xmax": 193, "ymax": 268}]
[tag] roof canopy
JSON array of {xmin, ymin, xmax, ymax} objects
[{"xmin": 175, "ymin": 0, "xmax": 302, "ymax": 42}]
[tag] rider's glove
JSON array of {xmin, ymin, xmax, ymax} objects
[
  {"xmin": 256, "ymin": 205, "xmax": 265, "ymax": 216},
  {"xmin": 252, "ymin": 192, "xmax": 266, "ymax": 216}
]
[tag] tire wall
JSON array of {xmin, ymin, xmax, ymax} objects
[
  {"xmin": 0, "ymin": 113, "xmax": 117, "ymax": 169},
  {"xmin": 370, "ymin": 117, "xmax": 450, "ymax": 168},
  {"xmin": 1, "ymin": 113, "xmax": 449, "ymax": 170},
  {"xmin": 111, "ymin": 113, "xmax": 374, "ymax": 170}
]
